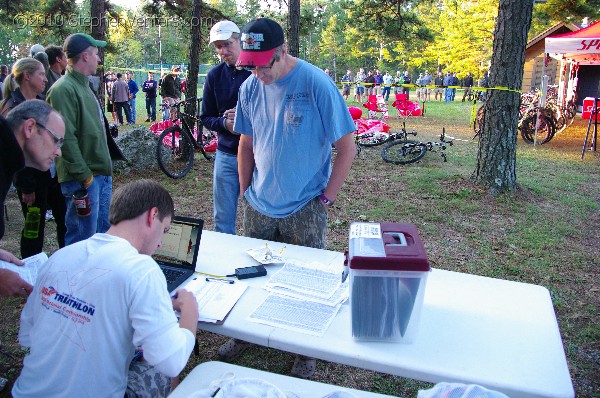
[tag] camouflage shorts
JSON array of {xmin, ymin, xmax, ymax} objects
[
  {"xmin": 242, "ymin": 196, "xmax": 327, "ymax": 249},
  {"xmin": 124, "ymin": 359, "xmax": 171, "ymax": 398}
]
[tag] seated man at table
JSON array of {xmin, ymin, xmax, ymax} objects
[{"xmin": 12, "ymin": 179, "xmax": 199, "ymax": 398}]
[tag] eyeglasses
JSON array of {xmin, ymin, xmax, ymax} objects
[
  {"xmin": 214, "ymin": 40, "xmax": 236, "ymax": 50},
  {"xmin": 37, "ymin": 122, "xmax": 64, "ymax": 149},
  {"xmin": 242, "ymin": 57, "xmax": 276, "ymax": 72}
]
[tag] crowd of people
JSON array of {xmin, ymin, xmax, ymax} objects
[
  {"xmin": 1, "ymin": 17, "xmax": 357, "ymax": 397},
  {"xmin": 332, "ymin": 68, "xmax": 489, "ymax": 104}
]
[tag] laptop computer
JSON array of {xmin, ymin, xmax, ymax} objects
[{"xmin": 152, "ymin": 216, "xmax": 204, "ymax": 293}]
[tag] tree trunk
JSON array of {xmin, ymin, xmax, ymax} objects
[
  {"xmin": 185, "ymin": 0, "xmax": 202, "ymax": 123},
  {"xmin": 90, "ymin": 0, "xmax": 106, "ymax": 108},
  {"xmin": 287, "ymin": 0, "xmax": 300, "ymax": 57},
  {"xmin": 472, "ymin": 0, "xmax": 533, "ymax": 195}
]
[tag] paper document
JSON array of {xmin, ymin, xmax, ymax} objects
[
  {"xmin": 182, "ymin": 278, "xmax": 247, "ymax": 324},
  {"xmin": 248, "ymin": 261, "xmax": 348, "ymax": 336},
  {"xmin": 0, "ymin": 252, "xmax": 48, "ymax": 285},
  {"xmin": 248, "ymin": 294, "xmax": 342, "ymax": 336}
]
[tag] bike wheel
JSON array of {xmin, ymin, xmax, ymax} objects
[
  {"xmin": 381, "ymin": 140, "xmax": 426, "ymax": 164},
  {"xmin": 156, "ymin": 125, "xmax": 195, "ymax": 178},
  {"xmin": 197, "ymin": 124, "xmax": 216, "ymax": 160},
  {"xmin": 356, "ymin": 131, "xmax": 391, "ymax": 147},
  {"xmin": 520, "ymin": 114, "xmax": 555, "ymax": 144}
]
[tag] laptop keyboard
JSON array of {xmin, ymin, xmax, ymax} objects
[{"xmin": 162, "ymin": 268, "xmax": 186, "ymax": 284}]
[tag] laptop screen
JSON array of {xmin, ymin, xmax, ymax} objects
[{"xmin": 153, "ymin": 216, "xmax": 203, "ymax": 269}]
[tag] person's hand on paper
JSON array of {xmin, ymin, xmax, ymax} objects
[
  {"xmin": 0, "ymin": 269, "xmax": 33, "ymax": 297},
  {"xmin": 0, "ymin": 248, "xmax": 25, "ymax": 266},
  {"xmin": 172, "ymin": 289, "xmax": 199, "ymax": 335}
]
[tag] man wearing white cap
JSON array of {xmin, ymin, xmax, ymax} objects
[
  {"xmin": 200, "ymin": 21, "xmax": 251, "ymax": 236},
  {"xmin": 232, "ymin": 18, "xmax": 356, "ymax": 378}
]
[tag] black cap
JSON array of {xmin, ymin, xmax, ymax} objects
[
  {"xmin": 236, "ymin": 18, "xmax": 285, "ymax": 67},
  {"xmin": 63, "ymin": 33, "xmax": 107, "ymax": 59}
]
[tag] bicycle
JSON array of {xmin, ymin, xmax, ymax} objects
[
  {"xmin": 155, "ymin": 96, "xmax": 216, "ymax": 179},
  {"xmin": 355, "ymin": 121, "xmax": 418, "ymax": 147},
  {"xmin": 381, "ymin": 128, "xmax": 453, "ymax": 164}
]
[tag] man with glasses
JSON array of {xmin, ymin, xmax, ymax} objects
[
  {"xmin": 200, "ymin": 20, "xmax": 251, "ymax": 236},
  {"xmin": 1, "ymin": 99, "xmax": 65, "ymax": 297},
  {"xmin": 232, "ymin": 18, "xmax": 356, "ymax": 379},
  {"xmin": 46, "ymin": 33, "xmax": 114, "ymax": 246}
]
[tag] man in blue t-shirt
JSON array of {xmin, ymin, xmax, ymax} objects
[
  {"xmin": 200, "ymin": 20, "xmax": 251, "ymax": 235},
  {"xmin": 141, "ymin": 71, "xmax": 158, "ymax": 122},
  {"xmin": 232, "ymin": 17, "xmax": 356, "ymax": 379}
]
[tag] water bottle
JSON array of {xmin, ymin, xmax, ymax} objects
[{"xmin": 23, "ymin": 207, "xmax": 41, "ymax": 239}]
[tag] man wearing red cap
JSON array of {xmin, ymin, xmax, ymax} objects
[{"xmin": 233, "ymin": 17, "xmax": 356, "ymax": 378}]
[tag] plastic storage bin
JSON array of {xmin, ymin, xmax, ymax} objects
[{"xmin": 347, "ymin": 222, "xmax": 430, "ymax": 343}]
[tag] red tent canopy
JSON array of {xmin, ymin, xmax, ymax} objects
[{"xmin": 545, "ymin": 20, "xmax": 600, "ymax": 65}]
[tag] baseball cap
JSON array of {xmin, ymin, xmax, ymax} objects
[
  {"xmin": 63, "ymin": 33, "xmax": 107, "ymax": 59},
  {"xmin": 29, "ymin": 44, "xmax": 45, "ymax": 57},
  {"xmin": 236, "ymin": 18, "xmax": 285, "ymax": 67},
  {"xmin": 209, "ymin": 20, "xmax": 240, "ymax": 44}
]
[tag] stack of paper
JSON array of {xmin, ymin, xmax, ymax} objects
[
  {"xmin": 0, "ymin": 252, "xmax": 48, "ymax": 285},
  {"xmin": 182, "ymin": 278, "xmax": 247, "ymax": 324},
  {"xmin": 247, "ymin": 261, "xmax": 348, "ymax": 336}
]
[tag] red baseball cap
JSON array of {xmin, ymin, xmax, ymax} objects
[{"xmin": 236, "ymin": 18, "xmax": 285, "ymax": 68}]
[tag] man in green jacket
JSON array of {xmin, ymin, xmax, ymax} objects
[{"xmin": 46, "ymin": 33, "xmax": 112, "ymax": 246}]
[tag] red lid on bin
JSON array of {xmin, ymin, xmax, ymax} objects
[{"xmin": 347, "ymin": 223, "xmax": 430, "ymax": 272}]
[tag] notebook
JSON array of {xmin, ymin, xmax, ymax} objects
[{"xmin": 153, "ymin": 216, "xmax": 204, "ymax": 293}]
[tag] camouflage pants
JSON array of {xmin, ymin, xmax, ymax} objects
[
  {"xmin": 124, "ymin": 359, "xmax": 171, "ymax": 398},
  {"xmin": 242, "ymin": 196, "xmax": 327, "ymax": 249}
]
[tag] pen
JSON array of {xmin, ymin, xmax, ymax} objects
[{"xmin": 205, "ymin": 277, "xmax": 235, "ymax": 284}]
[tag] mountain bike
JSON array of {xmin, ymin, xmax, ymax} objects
[
  {"xmin": 155, "ymin": 96, "xmax": 216, "ymax": 179},
  {"xmin": 381, "ymin": 128, "xmax": 453, "ymax": 164},
  {"xmin": 355, "ymin": 121, "xmax": 418, "ymax": 147}
]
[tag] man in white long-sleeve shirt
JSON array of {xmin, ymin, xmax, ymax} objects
[{"xmin": 13, "ymin": 179, "xmax": 199, "ymax": 398}]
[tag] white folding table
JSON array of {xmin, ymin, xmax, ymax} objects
[
  {"xmin": 169, "ymin": 361, "xmax": 395, "ymax": 398},
  {"xmin": 181, "ymin": 231, "xmax": 574, "ymax": 398}
]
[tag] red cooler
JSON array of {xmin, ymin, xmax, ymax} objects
[
  {"xmin": 582, "ymin": 97, "xmax": 599, "ymax": 120},
  {"xmin": 346, "ymin": 222, "xmax": 430, "ymax": 343}
]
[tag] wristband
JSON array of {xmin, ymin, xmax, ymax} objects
[
  {"xmin": 83, "ymin": 175, "xmax": 94, "ymax": 187},
  {"xmin": 319, "ymin": 194, "xmax": 334, "ymax": 207}
]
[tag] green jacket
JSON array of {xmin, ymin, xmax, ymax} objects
[{"xmin": 46, "ymin": 67, "xmax": 112, "ymax": 184}]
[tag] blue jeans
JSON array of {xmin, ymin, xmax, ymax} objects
[
  {"xmin": 61, "ymin": 176, "xmax": 112, "ymax": 246},
  {"xmin": 213, "ymin": 150, "xmax": 239, "ymax": 235},
  {"xmin": 382, "ymin": 86, "xmax": 391, "ymax": 102},
  {"xmin": 129, "ymin": 98, "xmax": 136, "ymax": 123},
  {"xmin": 145, "ymin": 97, "xmax": 156, "ymax": 121}
]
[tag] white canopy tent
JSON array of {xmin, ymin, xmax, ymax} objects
[
  {"xmin": 546, "ymin": 20, "xmax": 600, "ymax": 65},
  {"xmin": 544, "ymin": 20, "xmax": 600, "ymax": 105}
]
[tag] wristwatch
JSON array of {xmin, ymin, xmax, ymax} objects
[{"xmin": 319, "ymin": 194, "xmax": 334, "ymax": 207}]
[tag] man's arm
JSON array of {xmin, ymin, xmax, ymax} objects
[
  {"xmin": 171, "ymin": 289, "xmax": 198, "ymax": 335},
  {"xmin": 323, "ymin": 133, "xmax": 356, "ymax": 206},
  {"xmin": 238, "ymin": 134, "xmax": 255, "ymax": 197}
]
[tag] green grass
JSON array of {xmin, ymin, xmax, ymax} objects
[{"xmin": 0, "ymin": 100, "xmax": 598, "ymax": 397}]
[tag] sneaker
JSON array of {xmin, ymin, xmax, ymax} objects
[
  {"xmin": 290, "ymin": 355, "xmax": 317, "ymax": 379},
  {"xmin": 217, "ymin": 339, "xmax": 251, "ymax": 361}
]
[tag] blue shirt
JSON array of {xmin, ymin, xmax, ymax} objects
[
  {"xmin": 142, "ymin": 79, "xmax": 157, "ymax": 98},
  {"xmin": 127, "ymin": 79, "xmax": 139, "ymax": 99},
  {"xmin": 234, "ymin": 59, "xmax": 356, "ymax": 218}
]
